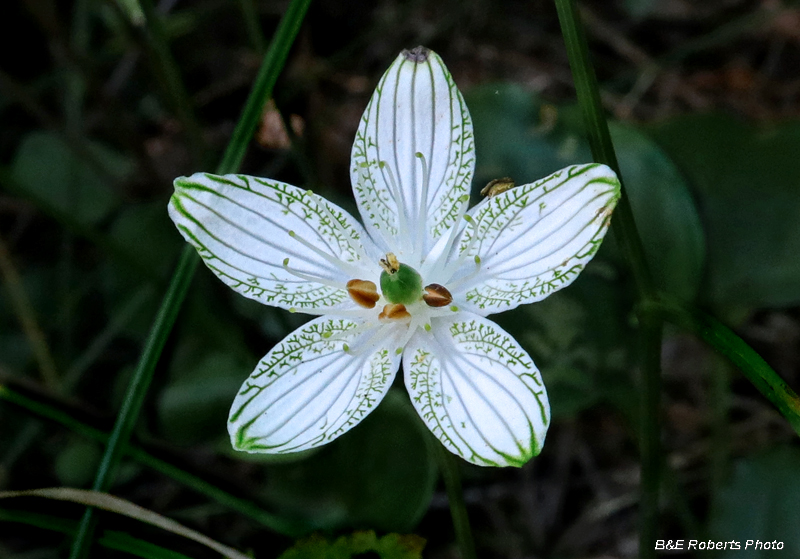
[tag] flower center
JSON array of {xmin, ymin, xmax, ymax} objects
[
  {"xmin": 379, "ymin": 253, "xmax": 423, "ymax": 305},
  {"xmin": 346, "ymin": 252, "xmax": 454, "ymax": 321}
]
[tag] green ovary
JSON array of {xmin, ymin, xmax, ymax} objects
[{"xmin": 380, "ymin": 263, "xmax": 423, "ymax": 305}]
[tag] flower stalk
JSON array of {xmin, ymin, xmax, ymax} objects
[{"xmin": 554, "ymin": 1, "xmax": 661, "ymax": 557}]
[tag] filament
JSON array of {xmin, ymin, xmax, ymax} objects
[
  {"xmin": 380, "ymin": 161, "xmax": 410, "ymax": 252},
  {"xmin": 415, "ymin": 152, "xmax": 430, "ymax": 256},
  {"xmin": 439, "ymin": 215, "xmax": 483, "ymax": 282},
  {"xmin": 282, "ymin": 258, "xmax": 348, "ymax": 290},
  {"xmin": 288, "ymin": 230, "xmax": 366, "ymax": 278}
]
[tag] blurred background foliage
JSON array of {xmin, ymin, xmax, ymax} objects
[{"xmin": 1, "ymin": 0, "xmax": 800, "ymax": 557}]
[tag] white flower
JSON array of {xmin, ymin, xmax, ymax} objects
[{"xmin": 168, "ymin": 46, "xmax": 620, "ymax": 467}]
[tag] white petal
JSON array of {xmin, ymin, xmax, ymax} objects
[
  {"xmin": 229, "ymin": 316, "xmax": 402, "ymax": 453},
  {"xmin": 404, "ymin": 313, "xmax": 550, "ymax": 467},
  {"xmin": 350, "ymin": 47, "xmax": 475, "ymax": 264},
  {"xmin": 453, "ymin": 164, "xmax": 620, "ymax": 315},
  {"xmin": 169, "ymin": 173, "xmax": 381, "ymax": 312}
]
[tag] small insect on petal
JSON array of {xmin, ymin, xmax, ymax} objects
[
  {"xmin": 346, "ymin": 279, "xmax": 380, "ymax": 308},
  {"xmin": 480, "ymin": 177, "xmax": 516, "ymax": 198},
  {"xmin": 423, "ymin": 283, "xmax": 453, "ymax": 307},
  {"xmin": 378, "ymin": 303, "xmax": 411, "ymax": 322}
]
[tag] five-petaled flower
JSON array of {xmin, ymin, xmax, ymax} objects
[{"xmin": 168, "ymin": 46, "xmax": 620, "ymax": 467}]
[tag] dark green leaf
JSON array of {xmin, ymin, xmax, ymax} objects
[
  {"xmin": 10, "ymin": 131, "xmax": 127, "ymax": 226},
  {"xmin": 54, "ymin": 439, "xmax": 103, "ymax": 487},
  {"xmin": 709, "ymin": 446, "xmax": 800, "ymax": 557},
  {"xmin": 609, "ymin": 122, "xmax": 705, "ymax": 301},
  {"xmin": 650, "ymin": 114, "xmax": 800, "ymax": 308},
  {"xmin": 158, "ymin": 352, "xmax": 247, "ymax": 444},
  {"xmin": 466, "ymin": 84, "xmax": 705, "ymax": 301},
  {"xmin": 262, "ymin": 390, "xmax": 437, "ymax": 533}
]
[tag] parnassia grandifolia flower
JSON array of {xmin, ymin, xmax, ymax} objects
[{"xmin": 169, "ymin": 46, "xmax": 620, "ymax": 467}]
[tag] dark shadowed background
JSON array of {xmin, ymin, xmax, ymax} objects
[{"xmin": 2, "ymin": 0, "xmax": 800, "ymax": 557}]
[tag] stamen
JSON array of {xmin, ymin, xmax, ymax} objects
[
  {"xmin": 288, "ymin": 230, "xmax": 366, "ymax": 278},
  {"xmin": 378, "ymin": 303, "xmax": 411, "ymax": 323},
  {"xmin": 347, "ymin": 279, "xmax": 380, "ymax": 308},
  {"xmin": 423, "ymin": 283, "xmax": 453, "ymax": 307}
]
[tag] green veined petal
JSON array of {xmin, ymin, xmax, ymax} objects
[
  {"xmin": 404, "ymin": 313, "xmax": 550, "ymax": 467},
  {"xmin": 229, "ymin": 316, "xmax": 401, "ymax": 453},
  {"xmin": 169, "ymin": 172, "xmax": 381, "ymax": 312},
  {"xmin": 454, "ymin": 163, "xmax": 620, "ymax": 315},
  {"xmin": 350, "ymin": 47, "xmax": 475, "ymax": 263}
]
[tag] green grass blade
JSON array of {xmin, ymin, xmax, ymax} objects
[
  {"xmin": 434, "ymin": 439, "xmax": 477, "ymax": 559},
  {"xmin": 644, "ymin": 300, "xmax": 800, "ymax": 437},
  {"xmin": 69, "ymin": 246, "xmax": 199, "ymax": 559},
  {"xmin": 0, "ymin": 508, "xmax": 192, "ymax": 559},
  {"xmin": 216, "ymin": 0, "xmax": 312, "ymax": 175},
  {"xmin": 552, "ymin": 2, "xmax": 661, "ymax": 558},
  {"xmin": 69, "ymin": 3, "xmax": 312, "ymax": 555},
  {"xmin": 99, "ymin": 531, "xmax": 193, "ymax": 559},
  {"xmin": 0, "ymin": 385, "xmax": 298, "ymax": 534},
  {"xmin": 553, "ymin": 0, "xmax": 653, "ymax": 299}
]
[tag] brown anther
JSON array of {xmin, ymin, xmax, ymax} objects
[
  {"xmin": 423, "ymin": 283, "xmax": 453, "ymax": 307},
  {"xmin": 347, "ymin": 279, "xmax": 380, "ymax": 308},
  {"xmin": 379, "ymin": 252, "xmax": 400, "ymax": 274},
  {"xmin": 480, "ymin": 177, "xmax": 516, "ymax": 198},
  {"xmin": 378, "ymin": 303, "xmax": 411, "ymax": 322}
]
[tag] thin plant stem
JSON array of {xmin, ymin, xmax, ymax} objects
[
  {"xmin": 0, "ymin": 507, "xmax": 196, "ymax": 559},
  {"xmin": 433, "ymin": 440, "xmax": 477, "ymax": 559},
  {"xmin": 553, "ymin": 1, "xmax": 661, "ymax": 557},
  {"xmin": 68, "ymin": 2, "xmax": 313, "ymax": 556},
  {"xmin": 638, "ymin": 314, "xmax": 662, "ymax": 556},
  {"xmin": 69, "ymin": 247, "xmax": 199, "ymax": 559},
  {"xmin": 217, "ymin": 0, "xmax": 312, "ymax": 175}
]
